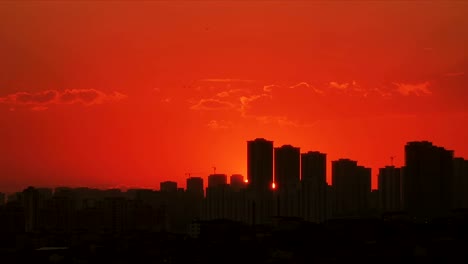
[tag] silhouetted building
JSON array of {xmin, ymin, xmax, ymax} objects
[
  {"xmin": 0, "ymin": 200, "xmax": 25, "ymax": 233},
  {"xmin": 54, "ymin": 187, "xmax": 73, "ymax": 197},
  {"xmin": 208, "ymin": 174, "xmax": 228, "ymax": 188},
  {"xmin": 326, "ymin": 185, "xmax": 335, "ymax": 219},
  {"xmin": 22, "ymin": 187, "xmax": 42, "ymax": 232},
  {"xmin": 453, "ymin": 157, "xmax": 468, "ymax": 209},
  {"xmin": 160, "ymin": 181, "xmax": 178, "ymax": 192},
  {"xmin": 7, "ymin": 192, "xmax": 23, "ymax": 205},
  {"xmin": 187, "ymin": 177, "xmax": 204, "ymax": 198},
  {"xmin": 369, "ymin": 189, "xmax": 380, "ymax": 213},
  {"xmin": 230, "ymin": 174, "xmax": 246, "ymax": 191},
  {"xmin": 247, "ymin": 138, "xmax": 275, "ymax": 225},
  {"xmin": 0, "ymin": 192, "xmax": 5, "ymax": 206},
  {"xmin": 274, "ymin": 145, "xmax": 300, "ymax": 189},
  {"xmin": 301, "ymin": 151, "xmax": 327, "ymax": 222},
  {"xmin": 378, "ymin": 166, "xmax": 401, "ymax": 212},
  {"xmin": 247, "ymin": 138, "xmax": 274, "ymax": 191},
  {"xmin": 403, "ymin": 141, "xmax": 454, "ymax": 219},
  {"xmin": 356, "ymin": 165, "xmax": 372, "ymax": 214},
  {"xmin": 332, "ymin": 159, "xmax": 371, "ymax": 217},
  {"xmin": 205, "ymin": 174, "xmax": 229, "ymax": 220},
  {"xmin": 274, "ymin": 145, "xmax": 300, "ymax": 218}
]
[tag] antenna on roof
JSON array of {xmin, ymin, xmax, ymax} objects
[
  {"xmin": 212, "ymin": 166, "xmax": 216, "ymax": 174},
  {"xmin": 390, "ymin": 156, "xmax": 396, "ymax": 166}
]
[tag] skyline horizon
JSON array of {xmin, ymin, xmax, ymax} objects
[
  {"xmin": 1, "ymin": 1, "xmax": 467, "ymax": 196},
  {"xmin": 2, "ymin": 138, "xmax": 466, "ymax": 195}
]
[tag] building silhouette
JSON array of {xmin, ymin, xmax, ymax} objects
[
  {"xmin": 160, "ymin": 181, "xmax": 178, "ymax": 192},
  {"xmin": 247, "ymin": 138, "xmax": 275, "ymax": 225},
  {"xmin": 186, "ymin": 176, "xmax": 204, "ymax": 199},
  {"xmin": 274, "ymin": 145, "xmax": 301, "ymax": 218},
  {"xmin": 204, "ymin": 174, "xmax": 229, "ymax": 220},
  {"xmin": 453, "ymin": 157, "xmax": 468, "ymax": 209},
  {"xmin": 378, "ymin": 166, "xmax": 401, "ymax": 212},
  {"xmin": 3, "ymin": 137, "xmax": 468, "ymax": 249},
  {"xmin": 208, "ymin": 174, "xmax": 228, "ymax": 188},
  {"xmin": 0, "ymin": 192, "xmax": 5, "ymax": 206},
  {"xmin": 356, "ymin": 165, "xmax": 372, "ymax": 215},
  {"xmin": 301, "ymin": 151, "xmax": 327, "ymax": 222},
  {"xmin": 247, "ymin": 138, "xmax": 274, "ymax": 192},
  {"xmin": 230, "ymin": 174, "xmax": 246, "ymax": 191},
  {"xmin": 403, "ymin": 141, "xmax": 454, "ymax": 219},
  {"xmin": 332, "ymin": 159, "xmax": 371, "ymax": 217},
  {"xmin": 274, "ymin": 145, "xmax": 300, "ymax": 189}
]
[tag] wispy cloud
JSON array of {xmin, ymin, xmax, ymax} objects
[
  {"xmin": 188, "ymin": 78, "xmax": 441, "ymax": 129},
  {"xmin": 263, "ymin": 84, "xmax": 280, "ymax": 92},
  {"xmin": 190, "ymin": 98, "xmax": 234, "ymax": 110},
  {"xmin": 444, "ymin": 72, "xmax": 465, "ymax": 77},
  {"xmin": 289, "ymin": 82, "xmax": 324, "ymax": 94},
  {"xmin": 198, "ymin": 79, "xmax": 256, "ymax": 83},
  {"xmin": 289, "ymin": 82, "xmax": 310, "ymax": 89},
  {"xmin": 31, "ymin": 106, "xmax": 49, "ymax": 111},
  {"xmin": 329, "ymin": 81, "xmax": 350, "ymax": 90},
  {"xmin": 393, "ymin": 82, "xmax": 432, "ymax": 96},
  {"xmin": 239, "ymin": 93, "xmax": 271, "ymax": 116},
  {"xmin": 0, "ymin": 89, "xmax": 127, "ymax": 110},
  {"xmin": 253, "ymin": 115, "xmax": 316, "ymax": 128},
  {"xmin": 216, "ymin": 88, "xmax": 244, "ymax": 98},
  {"xmin": 207, "ymin": 120, "xmax": 231, "ymax": 130}
]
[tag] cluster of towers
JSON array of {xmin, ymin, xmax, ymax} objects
[
  {"xmin": 191, "ymin": 138, "xmax": 371, "ymax": 224},
  {"xmin": 1, "ymin": 139, "xmax": 467, "ymax": 234},
  {"xmin": 195, "ymin": 139, "xmax": 468, "ymax": 224}
]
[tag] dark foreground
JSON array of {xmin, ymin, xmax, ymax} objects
[{"xmin": 1, "ymin": 215, "xmax": 468, "ymax": 264}]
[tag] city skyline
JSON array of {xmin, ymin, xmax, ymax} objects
[
  {"xmin": 1, "ymin": 1, "xmax": 467, "ymax": 262},
  {"xmin": 0, "ymin": 137, "xmax": 466, "ymax": 264},
  {"xmin": 2, "ymin": 139, "xmax": 467, "ymax": 230},
  {"xmin": 1, "ymin": 1, "xmax": 468, "ymax": 193},
  {"xmin": 2, "ymin": 138, "xmax": 466, "ymax": 195}
]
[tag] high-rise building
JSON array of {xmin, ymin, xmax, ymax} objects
[
  {"xmin": 403, "ymin": 141, "xmax": 454, "ymax": 219},
  {"xmin": 274, "ymin": 145, "xmax": 300, "ymax": 218},
  {"xmin": 160, "ymin": 181, "xmax": 178, "ymax": 192},
  {"xmin": 301, "ymin": 151, "xmax": 327, "ymax": 222},
  {"xmin": 247, "ymin": 138, "xmax": 274, "ymax": 191},
  {"xmin": 0, "ymin": 192, "xmax": 5, "ymax": 206},
  {"xmin": 208, "ymin": 174, "xmax": 228, "ymax": 188},
  {"xmin": 332, "ymin": 159, "xmax": 371, "ymax": 217},
  {"xmin": 230, "ymin": 174, "xmax": 246, "ymax": 191},
  {"xmin": 247, "ymin": 138, "xmax": 275, "ymax": 225},
  {"xmin": 23, "ymin": 186, "xmax": 41, "ymax": 232},
  {"xmin": 274, "ymin": 145, "xmax": 300, "ymax": 189},
  {"xmin": 452, "ymin": 157, "xmax": 468, "ymax": 209},
  {"xmin": 378, "ymin": 166, "xmax": 401, "ymax": 212},
  {"xmin": 356, "ymin": 165, "xmax": 371, "ymax": 214},
  {"xmin": 186, "ymin": 177, "xmax": 204, "ymax": 199},
  {"xmin": 332, "ymin": 159, "xmax": 358, "ymax": 217},
  {"xmin": 301, "ymin": 151, "xmax": 327, "ymax": 183},
  {"xmin": 205, "ymin": 174, "xmax": 229, "ymax": 220}
]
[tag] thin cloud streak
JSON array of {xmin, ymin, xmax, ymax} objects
[
  {"xmin": 197, "ymin": 79, "xmax": 256, "ymax": 83},
  {"xmin": 0, "ymin": 89, "xmax": 127, "ymax": 109},
  {"xmin": 190, "ymin": 98, "xmax": 235, "ymax": 111},
  {"xmin": 393, "ymin": 82, "xmax": 432, "ymax": 96}
]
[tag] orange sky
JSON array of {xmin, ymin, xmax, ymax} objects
[{"xmin": 1, "ymin": 1, "xmax": 468, "ymax": 193}]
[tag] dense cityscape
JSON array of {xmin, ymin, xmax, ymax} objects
[{"xmin": 1, "ymin": 138, "xmax": 468, "ymax": 263}]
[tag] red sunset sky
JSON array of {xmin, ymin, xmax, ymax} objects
[{"xmin": 1, "ymin": 1, "xmax": 467, "ymax": 193}]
